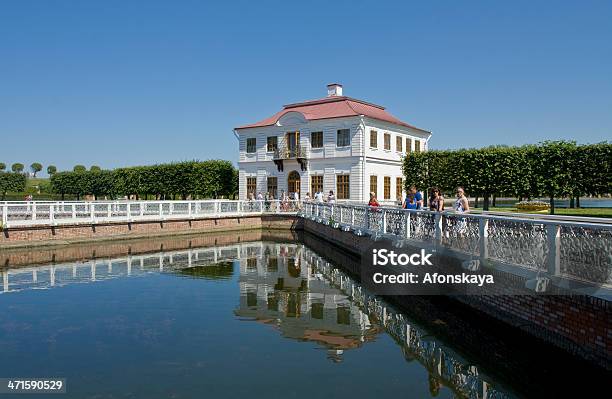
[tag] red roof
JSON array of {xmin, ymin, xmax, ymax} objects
[{"xmin": 235, "ymin": 96, "xmax": 430, "ymax": 133}]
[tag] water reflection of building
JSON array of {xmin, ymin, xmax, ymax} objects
[{"xmin": 235, "ymin": 243, "xmax": 381, "ymax": 361}]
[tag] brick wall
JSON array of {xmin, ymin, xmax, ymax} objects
[{"xmin": 1, "ymin": 215, "xmax": 302, "ymax": 249}]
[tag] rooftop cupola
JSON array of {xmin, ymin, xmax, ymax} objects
[{"xmin": 327, "ymin": 83, "xmax": 343, "ymax": 97}]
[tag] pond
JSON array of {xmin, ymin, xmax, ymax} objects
[{"xmin": 0, "ymin": 233, "xmax": 606, "ymax": 398}]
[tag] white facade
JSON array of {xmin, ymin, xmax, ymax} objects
[{"xmin": 235, "ymin": 87, "xmax": 431, "ymax": 203}]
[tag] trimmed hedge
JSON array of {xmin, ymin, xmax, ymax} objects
[
  {"xmin": 402, "ymin": 141, "xmax": 611, "ymax": 213},
  {"xmin": 0, "ymin": 172, "xmax": 27, "ymax": 200},
  {"xmin": 50, "ymin": 160, "xmax": 238, "ymax": 200}
]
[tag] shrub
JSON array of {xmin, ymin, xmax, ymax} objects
[{"xmin": 516, "ymin": 200, "xmax": 550, "ymax": 211}]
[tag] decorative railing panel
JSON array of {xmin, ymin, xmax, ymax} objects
[
  {"xmin": 486, "ymin": 219, "xmax": 548, "ymax": 271},
  {"xmin": 560, "ymin": 225, "xmax": 612, "ymax": 284}
]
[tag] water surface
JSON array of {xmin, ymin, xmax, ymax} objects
[{"xmin": 0, "ymin": 234, "xmax": 605, "ymax": 398}]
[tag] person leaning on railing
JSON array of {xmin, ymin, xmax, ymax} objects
[
  {"xmin": 429, "ymin": 187, "xmax": 445, "ymax": 212},
  {"xmin": 403, "ymin": 185, "xmax": 423, "ymax": 210},
  {"xmin": 454, "ymin": 187, "xmax": 470, "ymax": 213},
  {"xmin": 368, "ymin": 192, "xmax": 380, "ymax": 208},
  {"xmin": 453, "ymin": 186, "xmax": 470, "ymax": 235}
]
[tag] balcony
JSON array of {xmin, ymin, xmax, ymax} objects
[{"xmin": 272, "ymin": 144, "xmax": 308, "ymax": 172}]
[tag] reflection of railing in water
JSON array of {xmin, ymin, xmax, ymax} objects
[
  {"xmin": 302, "ymin": 247, "xmax": 511, "ymax": 399},
  {"xmin": 0, "ymin": 242, "xmax": 265, "ymax": 294},
  {"xmin": 302, "ymin": 202, "xmax": 612, "ymax": 290}
]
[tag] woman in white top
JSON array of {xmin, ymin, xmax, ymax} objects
[
  {"xmin": 454, "ymin": 186, "xmax": 470, "ymax": 235},
  {"xmin": 454, "ymin": 187, "xmax": 470, "ymax": 213}
]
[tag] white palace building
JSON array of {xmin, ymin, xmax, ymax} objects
[{"xmin": 234, "ymin": 84, "xmax": 431, "ymax": 202}]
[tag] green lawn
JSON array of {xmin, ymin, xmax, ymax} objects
[
  {"xmin": 471, "ymin": 206, "xmax": 612, "ymax": 218},
  {"xmin": 26, "ymin": 177, "xmax": 49, "ymax": 187}
]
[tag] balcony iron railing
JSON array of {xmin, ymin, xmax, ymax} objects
[
  {"xmin": 272, "ymin": 144, "xmax": 308, "ymax": 160},
  {"xmin": 272, "ymin": 143, "xmax": 308, "ymax": 171}
]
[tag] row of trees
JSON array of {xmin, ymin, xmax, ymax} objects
[
  {"xmin": 0, "ymin": 172, "xmax": 27, "ymax": 200},
  {"xmin": 402, "ymin": 141, "xmax": 611, "ymax": 214},
  {"xmin": 0, "ymin": 162, "xmax": 58, "ymax": 177},
  {"xmin": 0, "ymin": 163, "xmax": 103, "ymax": 177},
  {"xmin": 50, "ymin": 160, "xmax": 238, "ymax": 200}
]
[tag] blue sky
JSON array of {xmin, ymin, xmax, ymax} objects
[{"xmin": 1, "ymin": 0, "xmax": 611, "ymax": 174}]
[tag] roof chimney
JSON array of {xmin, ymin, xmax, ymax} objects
[{"xmin": 327, "ymin": 83, "xmax": 343, "ymax": 97}]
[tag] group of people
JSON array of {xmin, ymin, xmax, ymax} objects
[
  {"xmin": 368, "ymin": 186, "xmax": 470, "ymax": 213},
  {"xmin": 247, "ymin": 190, "xmax": 300, "ymax": 202},
  {"xmin": 248, "ymin": 185, "xmax": 471, "ymax": 214},
  {"xmin": 303, "ymin": 190, "xmax": 336, "ymax": 204}
]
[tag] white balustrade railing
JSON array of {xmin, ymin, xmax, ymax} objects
[
  {"xmin": 301, "ymin": 202, "xmax": 612, "ymax": 289},
  {"xmin": 0, "ymin": 200, "xmax": 301, "ymax": 228}
]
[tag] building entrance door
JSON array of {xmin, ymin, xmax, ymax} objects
[{"xmin": 287, "ymin": 171, "xmax": 301, "ymax": 196}]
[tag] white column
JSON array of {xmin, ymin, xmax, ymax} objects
[
  {"xmin": 381, "ymin": 209, "xmax": 387, "ymax": 233},
  {"xmin": 546, "ymin": 224, "xmax": 561, "ymax": 277},
  {"xmin": 434, "ymin": 213, "xmax": 442, "ymax": 243},
  {"xmin": 1, "ymin": 204, "xmax": 8, "ymax": 226},
  {"xmin": 479, "ymin": 218, "xmax": 489, "ymax": 259},
  {"xmin": 127, "ymin": 256, "xmax": 132, "ymax": 276},
  {"xmin": 91, "ymin": 260, "xmax": 96, "ymax": 281},
  {"xmin": 50, "ymin": 266, "xmax": 55, "ymax": 286},
  {"xmin": 405, "ymin": 212, "xmax": 411, "ymax": 239}
]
